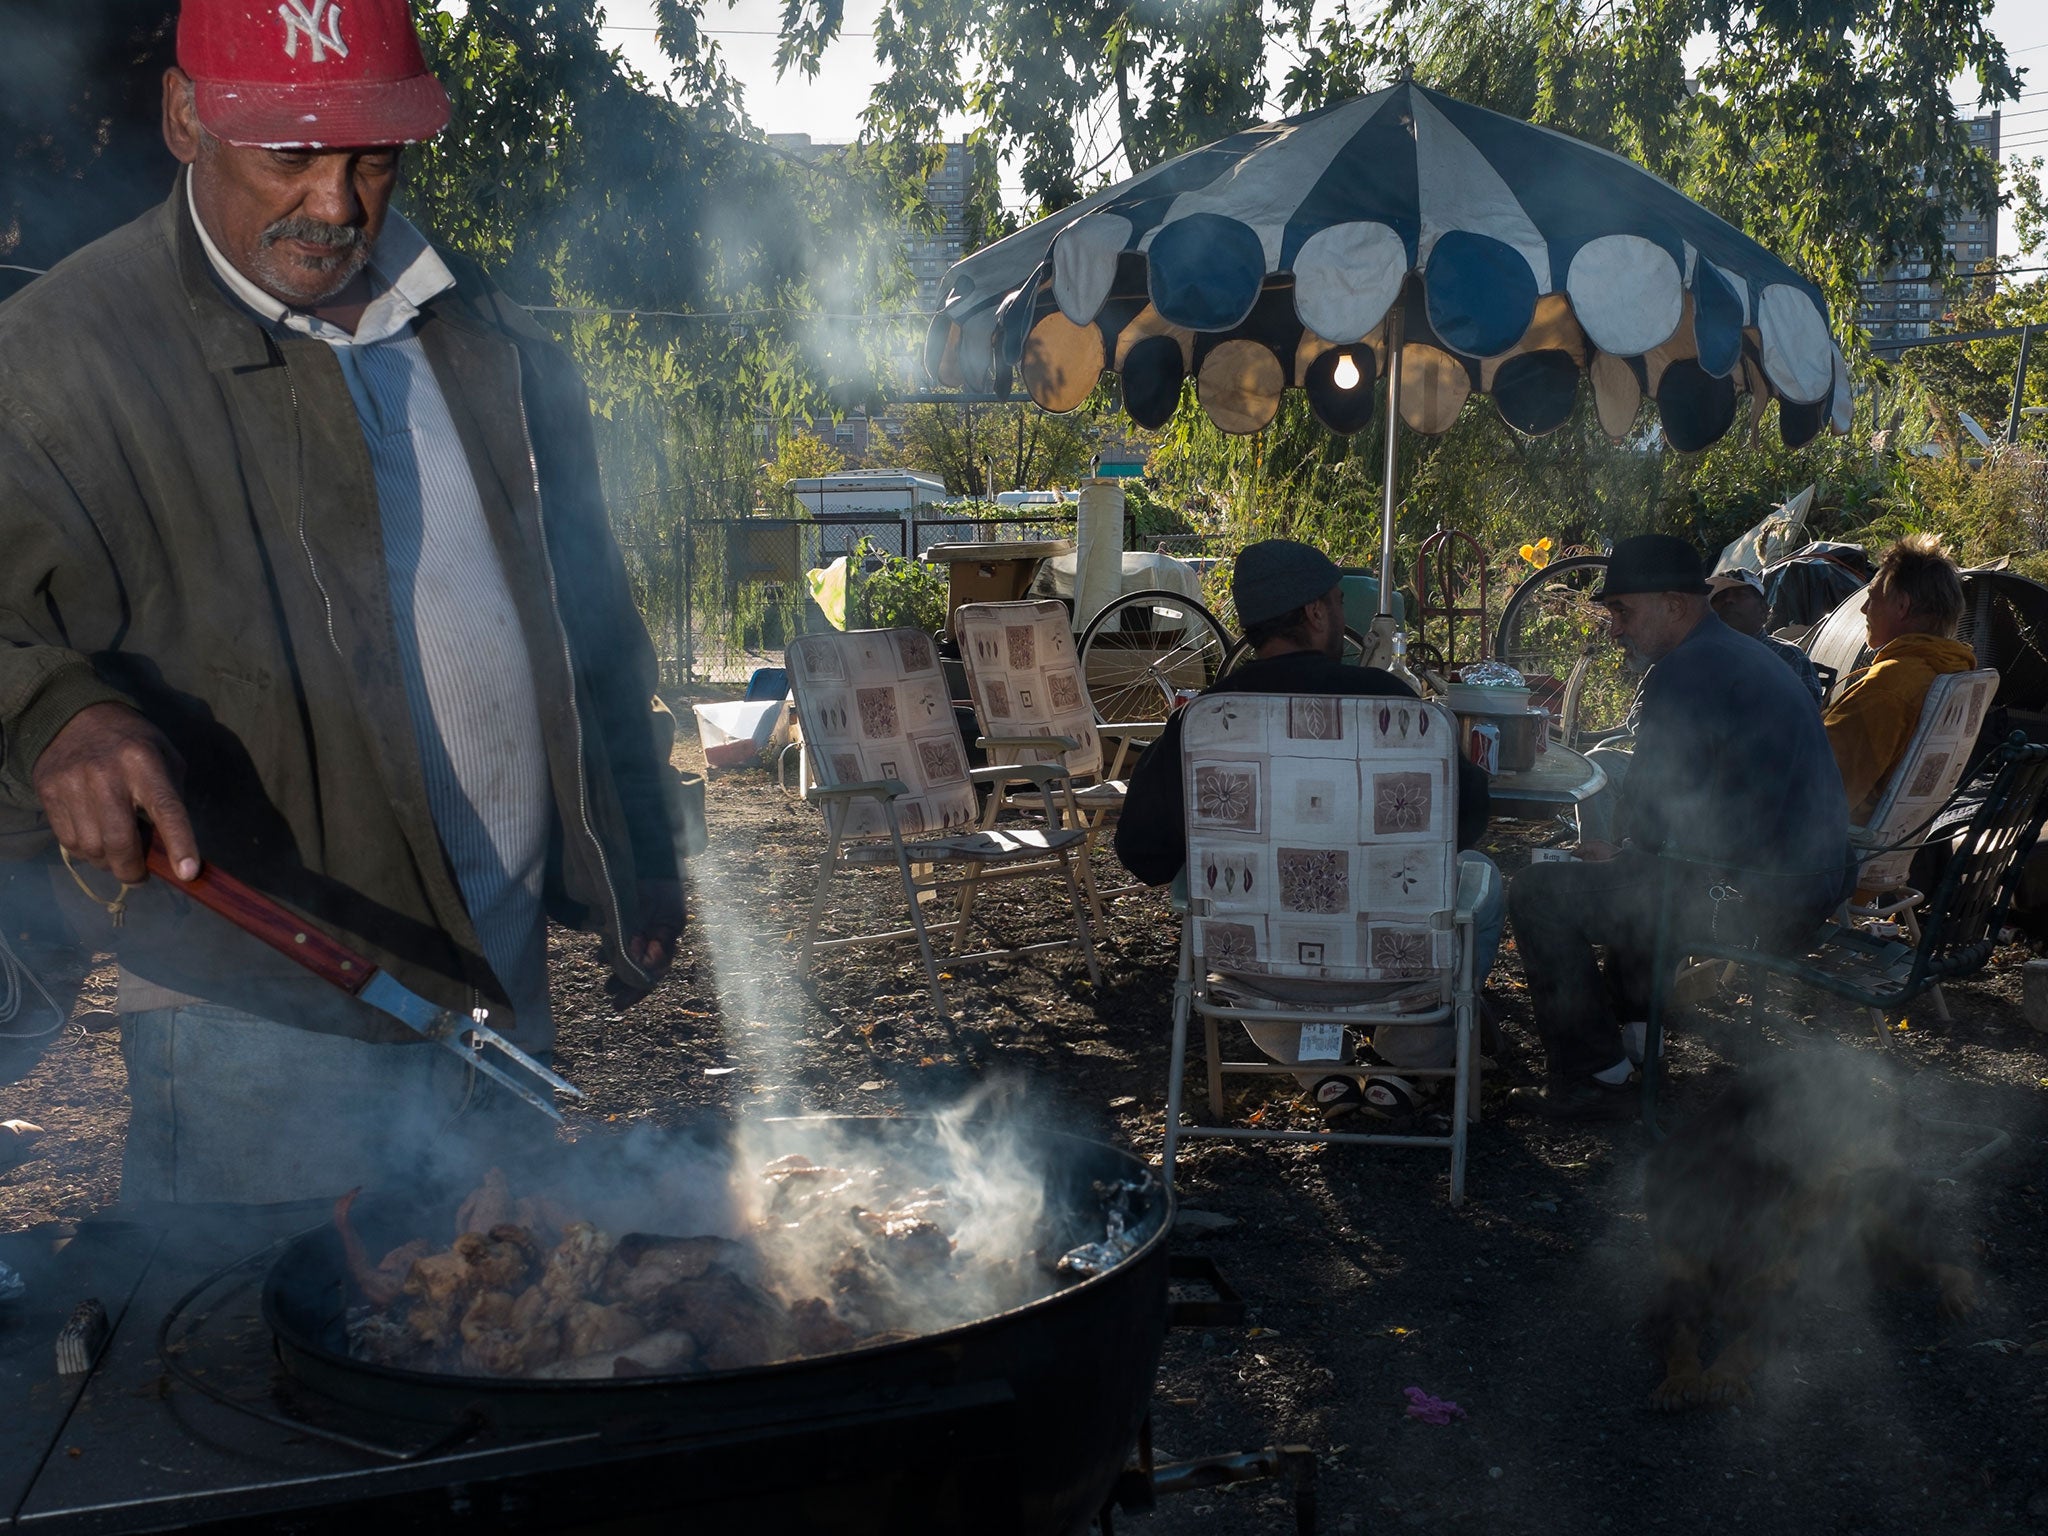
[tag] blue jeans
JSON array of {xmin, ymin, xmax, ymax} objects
[{"xmin": 120, "ymin": 1004, "xmax": 508, "ymax": 1204}]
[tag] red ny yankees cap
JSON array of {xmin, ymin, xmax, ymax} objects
[{"xmin": 178, "ymin": 0, "xmax": 451, "ymax": 148}]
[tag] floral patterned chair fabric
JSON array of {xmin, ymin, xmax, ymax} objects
[
  {"xmin": 955, "ymin": 599, "xmax": 1136, "ymax": 920},
  {"xmin": 1165, "ymin": 691, "xmax": 1487, "ymax": 1205},
  {"xmin": 1184, "ymin": 692, "xmax": 1460, "ymax": 986},
  {"xmin": 785, "ymin": 628, "xmax": 979, "ymax": 839},
  {"xmin": 783, "ymin": 626, "xmax": 1101, "ymax": 1010},
  {"xmin": 1850, "ymin": 668, "xmax": 1999, "ymax": 895},
  {"xmin": 954, "ymin": 599, "xmax": 1106, "ymax": 780}
]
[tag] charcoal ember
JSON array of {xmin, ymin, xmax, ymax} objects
[{"xmin": 788, "ymin": 1296, "xmax": 857, "ymax": 1356}]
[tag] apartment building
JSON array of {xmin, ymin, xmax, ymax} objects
[{"xmin": 1859, "ymin": 112, "xmax": 2001, "ymax": 345}]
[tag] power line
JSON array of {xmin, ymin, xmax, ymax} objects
[
  {"xmin": 602, "ymin": 25, "xmax": 877, "ymax": 39},
  {"xmin": 1858, "ymin": 261, "xmax": 2048, "ymax": 288}
]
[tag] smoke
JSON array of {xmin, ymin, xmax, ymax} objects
[{"xmin": 1629, "ymin": 1039, "xmax": 1992, "ymax": 1412}]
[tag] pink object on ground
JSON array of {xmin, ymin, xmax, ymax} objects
[{"xmin": 1403, "ymin": 1386, "xmax": 1466, "ymax": 1424}]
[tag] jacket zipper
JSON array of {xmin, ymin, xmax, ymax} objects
[
  {"xmin": 279, "ymin": 350, "xmax": 346, "ymax": 663},
  {"xmin": 510, "ymin": 363, "xmax": 646, "ymax": 987}
]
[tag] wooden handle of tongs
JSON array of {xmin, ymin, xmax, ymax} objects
[{"xmin": 144, "ymin": 836, "xmax": 376, "ymax": 997}]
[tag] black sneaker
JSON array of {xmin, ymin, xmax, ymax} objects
[
  {"xmin": 1310, "ymin": 1076, "xmax": 1365, "ymax": 1126},
  {"xmin": 1507, "ymin": 1074, "xmax": 1638, "ymax": 1121},
  {"xmin": 1363, "ymin": 1074, "xmax": 1422, "ymax": 1118}
]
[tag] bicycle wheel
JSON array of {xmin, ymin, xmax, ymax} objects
[
  {"xmin": 1493, "ymin": 554, "xmax": 1636, "ymax": 746},
  {"xmin": 1078, "ymin": 590, "xmax": 1232, "ymax": 723},
  {"xmin": 1218, "ymin": 627, "xmax": 1371, "ymax": 677}
]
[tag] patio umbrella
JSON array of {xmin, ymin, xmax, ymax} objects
[{"xmin": 926, "ymin": 79, "xmax": 1850, "ymax": 627}]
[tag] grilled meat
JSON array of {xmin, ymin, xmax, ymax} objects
[{"xmin": 345, "ymin": 1158, "xmax": 996, "ymax": 1380}]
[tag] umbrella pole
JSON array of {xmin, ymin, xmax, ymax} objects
[
  {"xmin": 1377, "ymin": 306, "xmax": 1404, "ymax": 617},
  {"xmin": 1363, "ymin": 305, "xmax": 1412, "ymax": 679}
]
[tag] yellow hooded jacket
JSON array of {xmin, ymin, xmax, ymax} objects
[{"xmin": 1823, "ymin": 632, "xmax": 1979, "ymax": 821}]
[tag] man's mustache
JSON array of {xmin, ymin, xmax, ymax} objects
[{"xmin": 260, "ymin": 216, "xmax": 366, "ymax": 252}]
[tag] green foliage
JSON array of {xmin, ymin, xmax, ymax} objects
[
  {"xmin": 1842, "ymin": 447, "xmax": 2048, "ymax": 586},
  {"xmin": 894, "ymin": 400, "xmax": 1108, "ymax": 494},
  {"xmin": 779, "ymin": 0, "xmax": 1315, "ymax": 210},
  {"xmin": 848, "ymin": 538, "xmax": 950, "ymax": 632},
  {"xmin": 762, "ymin": 430, "xmax": 857, "ymax": 494}
]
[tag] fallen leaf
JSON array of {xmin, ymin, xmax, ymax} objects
[
  {"xmin": 703, "ymin": 1067, "xmax": 737, "ymax": 1077},
  {"xmin": 858, "ymin": 1081, "xmax": 886, "ymax": 1092}
]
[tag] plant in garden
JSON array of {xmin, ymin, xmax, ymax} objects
[{"xmin": 848, "ymin": 538, "xmax": 950, "ymax": 633}]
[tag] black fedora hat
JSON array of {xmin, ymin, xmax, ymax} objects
[{"xmin": 1594, "ymin": 534, "xmax": 1710, "ymax": 600}]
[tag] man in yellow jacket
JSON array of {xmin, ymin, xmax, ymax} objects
[{"xmin": 1823, "ymin": 535, "xmax": 1974, "ymax": 822}]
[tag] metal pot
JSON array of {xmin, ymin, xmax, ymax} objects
[{"xmin": 261, "ymin": 1117, "xmax": 1172, "ymax": 1536}]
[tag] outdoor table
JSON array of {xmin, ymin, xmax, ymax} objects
[
  {"xmin": 921, "ymin": 539, "xmax": 1074, "ymax": 639},
  {"xmin": 1484, "ymin": 741, "xmax": 1607, "ymax": 819}
]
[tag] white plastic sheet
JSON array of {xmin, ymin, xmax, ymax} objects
[{"xmin": 695, "ymin": 699, "xmax": 787, "ymax": 770}]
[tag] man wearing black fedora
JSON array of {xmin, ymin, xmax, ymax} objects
[{"xmin": 1507, "ymin": 535, "xmax": 1852, "ymax": 1119}]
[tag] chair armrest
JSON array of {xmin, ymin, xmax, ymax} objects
[
  {"xmin": 977, "ymin": 734, "xmax": 1079, "ymax": 755},
  {"xmin": 1454, "ymin": 854, "xmax": 1497, "ymax": 923},
  {"xmin": 811, "ymin": 777, "xmax": 911, "ymax": 802},
  {"xmin": 1101, "ymin": 721, "xmax": 1167, "ymax": 734},
  {"xmin": 969, "ymin": 763, "xmax": 1065, "ymax": 788}
]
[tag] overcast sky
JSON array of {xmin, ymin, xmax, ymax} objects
[{"xmin": 598, "ymin": 0, "xmax": 2048, "ymax": 266}]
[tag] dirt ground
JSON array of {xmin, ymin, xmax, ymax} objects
[{"xmin": 4, "ymin": 725, "xmax": 2047, "ymax": 1535}]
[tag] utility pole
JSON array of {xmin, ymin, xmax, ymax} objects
[{"xmin": 2007, "ymin": 324, "xmax": 2035, "ymax": 444}]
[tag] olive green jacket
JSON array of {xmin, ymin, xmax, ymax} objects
[{"xmin": 0, "ymin": 177, "xmax": 695, "ymax": 1041}]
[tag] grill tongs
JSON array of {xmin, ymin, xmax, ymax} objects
[{"xmin": 140, "ymin": 839, "xmax": 583, "ymax": 1121}]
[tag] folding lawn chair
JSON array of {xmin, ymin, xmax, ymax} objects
[
  {"xmin": 784, "ymin": 627, "xmax": 1103, "ymax": 1011},
  {"xmin": 1163, "ymin": 693, "xmax": 1493, "ymax": 1205},
  {"xmin": 954, "ymin": 599, "xmax": 1147, "ymax": 921},
  {"xmin": 1842, "ymin": 669, "xmax": 1999, "ymax": 1021}
]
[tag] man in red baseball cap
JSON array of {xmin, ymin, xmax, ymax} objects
[
  {"xmin": 0, "ymin": 0, "xmax": 697, "ymax": 1202},
  {"xmin": 178, "ymin": 0, "xmax": 452, "ymax": 150},
  {"xmin": 164, "ymin": 0, "xmax": 451, "ymax": 316}
]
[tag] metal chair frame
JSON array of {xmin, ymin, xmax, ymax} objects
[
  {"xmin": 1160, "ymin": 693, "xmax": 1492, "ymax": 1205},
  {"xmin": 786, "ymin": 626, "xmax": 1104, "ymax": 1013},
  {"xmin": 1640, "ymin": 736, "xmax": 2048, "ymax": 1137}
]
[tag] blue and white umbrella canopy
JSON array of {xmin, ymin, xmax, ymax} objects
[{"xmin": 927, "ymin": 81, "xmax": 1851, "ymax": 449}]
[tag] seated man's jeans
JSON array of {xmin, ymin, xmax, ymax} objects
[
  {"xmin": 120, "ymin": 1004, "xmax": 523, "ymax": 1204},
  {"xmin": 1507, "ymin": 849, "xmax": 1823, "ymax": 1081},
  {"xmin": 1574, "ymin": 744, "xmax": 1633, "ymax": 845},
  {"xmin": 1238, "ymin": 850, "xmax": 1507, "ymax": 1084}
]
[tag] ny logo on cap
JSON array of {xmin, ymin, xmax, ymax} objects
[{"xmin": 278, "ymin": 0, "xmax": 349, "ymax": 63}]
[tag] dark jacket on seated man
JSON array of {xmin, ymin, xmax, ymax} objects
[
  {"xmin": 1115, "ymin": 651, "xmax": 1491, "ymax": 886},
  {"xmin": 1506, "ymin": 535, "xmax": 1852, "ymax": 1120},
  {"xmin": 1617, "ymin": 612, "xmax": 1851, "ymax": 917}
]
